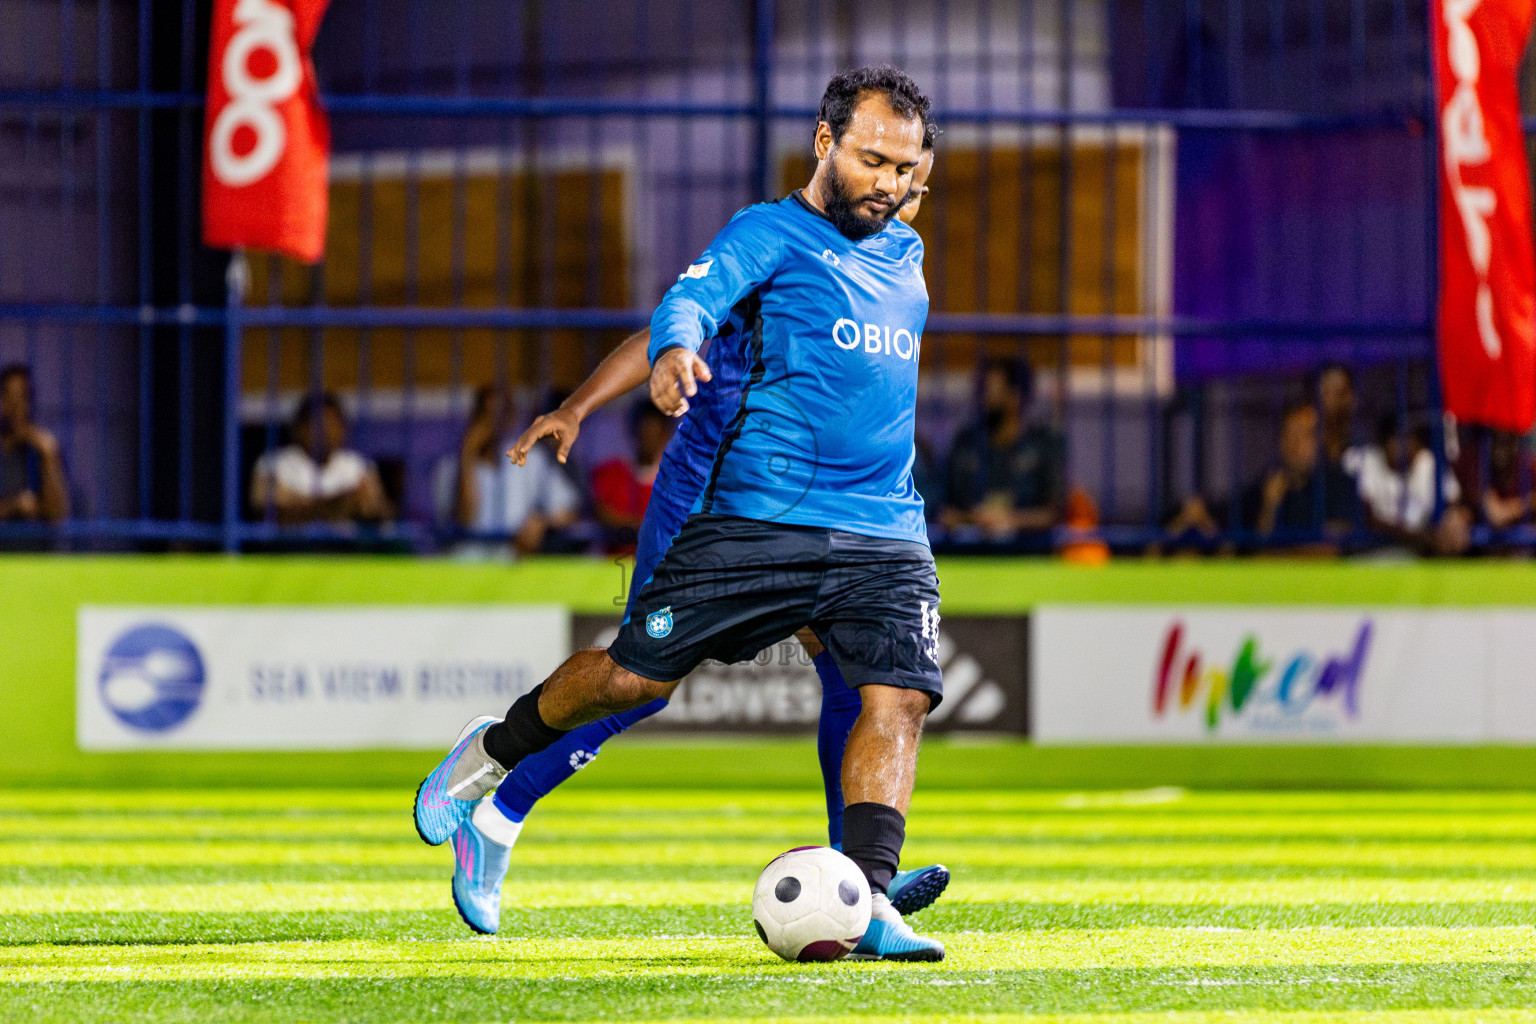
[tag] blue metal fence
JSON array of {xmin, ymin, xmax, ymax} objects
[{"xmin": 0, "ymin": 0, "xmax": 1490, "ymax": 553}]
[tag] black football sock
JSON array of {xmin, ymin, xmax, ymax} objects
[
  {"xmin": 481, "ymin": 684, "xmax": 569, "ymax": 772},
  {"xmin": 841, "ymin": 801, "xmax": 906, "ymax": 896}
]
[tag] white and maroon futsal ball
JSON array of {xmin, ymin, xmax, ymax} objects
[{"xmin": 751, "ymin": 846, "xmax": 871, "ymax": 962}]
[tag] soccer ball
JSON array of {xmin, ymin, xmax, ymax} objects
[{"xmin": 751, "ymin": 846, "xmax": 871, "ymax": 962}]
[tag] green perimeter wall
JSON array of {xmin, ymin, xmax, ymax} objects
[{"xmin": 8, "ymin": 556, "xmax": 1536, "ymax": 789}]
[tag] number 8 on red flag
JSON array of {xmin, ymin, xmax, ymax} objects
[{"xmin": 201, "ymin": 0, "xmax": 332, "ymax": 264}]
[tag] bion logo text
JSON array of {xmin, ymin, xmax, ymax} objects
[{"xmin": 831, "ymin": 319, "xmax": 920, "ymax": 361}]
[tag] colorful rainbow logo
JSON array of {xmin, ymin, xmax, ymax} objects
[{"xmin": 1152, "ymin": 619, "xmax": 1373, "ymax": 731}]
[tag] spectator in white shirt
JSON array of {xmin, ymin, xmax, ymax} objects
[
  {"xmin": 1346, "ymin": 413, "xmax": 1469, "ymax": 555},
  {"xmin": 250, "ymin": 392, "xmax": 391, "ymax": 526},
  {"xmin": 433, "ymin": 386, "xmax": 580, "ymax": 556}
]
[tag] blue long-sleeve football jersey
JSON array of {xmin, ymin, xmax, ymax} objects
[{"xmin": 648, "ymin": 191, "xmax": 930, "ymax": 545}]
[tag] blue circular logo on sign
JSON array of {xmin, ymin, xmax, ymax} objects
[{"xmin": 98, "ymin": 624, "xmax": 206, "ymax": 732}]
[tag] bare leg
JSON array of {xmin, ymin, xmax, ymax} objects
[
  {"xmin": 840, "ymin": 684, "xmax": 929, "ymax": 815},
  {"xmin": 483, "ymin": 647, "xmax": 678, "ymax": 774},
  {"xmin": 535, "ymin": 647, "xmax": 679, "ymax": 730}
]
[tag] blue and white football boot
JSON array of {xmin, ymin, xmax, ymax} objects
[
  {"xmin": 847, "ymin": 892, "xmax": 945, "ymax": 962},
  {"xmin": 413, "ymin": 716, "xmax": 505, "ymax": 846},
  {"xmin": 450, "ymin": 798, "xmax": 522, "ymax": 935},
  {"xmin": 888, "ymin": 864, "xmax": 950, "ymax": 916}
]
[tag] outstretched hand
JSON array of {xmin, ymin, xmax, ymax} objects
[
  {"xmin": 649, "ymin": 347, "xmax": 713, "ymax": 417},
  {"xmin": 508, "ymin": 408, "xmax": 581, "ymax": 466}
]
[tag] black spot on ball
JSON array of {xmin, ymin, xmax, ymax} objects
[
  {"xmin": 774, "ymin": 876, "xmax": 802, "ymax": 902},
  {"xmin": 754, "ymin": 919, "xmax": 769, "ymax": 944},
  {"xmin": 838, "ymin": 879, "xmax": 860, "ymax": 906}
]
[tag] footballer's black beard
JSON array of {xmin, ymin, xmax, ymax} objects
[{"xmin": 819, "ymin": 161, "xmax": 900, "ymax": 240}]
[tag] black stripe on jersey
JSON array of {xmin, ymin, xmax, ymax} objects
[{"xmin": 700, "ymin": 292, "xmax": 765, "ymax": 514}]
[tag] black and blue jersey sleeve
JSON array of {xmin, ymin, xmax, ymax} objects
[{"xmin": 647, "ymin": 207, "xmax": 786, "ymax": 365}]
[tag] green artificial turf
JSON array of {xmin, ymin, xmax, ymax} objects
[{"xmin": 3, "ymin": 786, "xmax": 1536, "ymax": 1022}]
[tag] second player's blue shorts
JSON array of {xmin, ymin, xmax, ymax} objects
[{"xmin": 623, "ymin": 459, "xmax": 706, "ymax": 623}]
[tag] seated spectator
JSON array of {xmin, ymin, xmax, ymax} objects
[
  {"xmin": 1245, "ymin": 401, "xmax": 1359, "ymax": 543},
  {"xmin": 941, "ymin": 359, "xmax": 1064, "ymax": 540},
  {"xmin": 1455, "ymin": 427, "xmax": 1536, "ymax": 530},
  {"xmin": 590, "ymin": 401, "xmax": 673, "ymax": 552},
  {"xmin": 433, "ymin": 386, "xmax": 580, "ymax": 556},
  {"xmin": 1170, "ymin": 401, "xmax": 1357, "ymax": 550},
  {"xmin": 250, "ymin": 392, "xmax": 391, "ymax": 526},
  {"xmin": 1315, "ymin": 363, "xmax": 1357, "ymax": 467},
  {"xmin": 1347, "ymin": 413, "xmax": 1469, "ymax": 555},
  {"xmin": 0, "ymin": 364, "xmax": 67, "ymax": 523}
]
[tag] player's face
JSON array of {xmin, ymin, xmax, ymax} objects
[
  {"xmin": 814, "ymin": 95, "xmax": 924, "ymax": 239},
  {"xmin": 896, "ymin": 149, "xmax": 934, "ymax": 225}
]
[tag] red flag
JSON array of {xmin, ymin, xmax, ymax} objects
[
  {"xmin": 202, "ymin": 0, "xmax": 331, "ymax": 263},
  {"xmin": 1435, "ymin": 0, "xmax": 1536, "ymax": 432}
]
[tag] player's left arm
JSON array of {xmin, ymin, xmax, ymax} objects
[{"xmin": 508, "ymin": 329, "xmax": 654, "ymax": 467}]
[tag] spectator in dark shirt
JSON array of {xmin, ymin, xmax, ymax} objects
[
  {"xmin": 0, "ymin": 364, "xmax": 68, "ymax": 523},
  {"xmin": 942, "ymin": 359, "xmax": 1064, "ymax": 539},
  {"xmin": 1169, "ymin": 401, "xmax": 1357, "ymax": 551},
  {"xmin": 1242, "ymin": 401, "xmax": 1358, "ymax": 543},
  {"xmin": 591, "ymin": 400, "xmax": 674, "ymax": 552}
]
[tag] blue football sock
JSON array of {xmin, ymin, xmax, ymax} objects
[
  {"xmin": 491, "ymin": 697, "xmax": 669, "ymax": 823},
  {"xmin": 813, "ymin": 650, "xmax": 861, "ymax": 848}
]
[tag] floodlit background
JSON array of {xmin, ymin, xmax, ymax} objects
[{"xmin": 5, "ymin": 5, "xmax": 1536, "ymax": 1021}]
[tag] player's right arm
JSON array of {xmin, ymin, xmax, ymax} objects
[
  {"xmin": 648, "ymin": 207, "xmax": 786, "ymax": 416},
  {"xmin": 508, "ymin": 329, "xmax": 654, "ymax": 467}
]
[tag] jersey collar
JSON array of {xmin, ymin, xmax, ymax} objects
[{"xmin": 789, "ymin": 189, "xmax": 830, "ymax": 222}]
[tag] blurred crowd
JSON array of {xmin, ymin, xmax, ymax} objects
[
  {"xmin": 7, "ymin": 354, "xmax": 1536, "ymax": 560},
  {"xmin": 232, "ymin": 361, "xmax": 1079, "ymax": 558},
  {"xmin": 1160, "ymin": 364, "xmax": 1533, "ymax": 558}
]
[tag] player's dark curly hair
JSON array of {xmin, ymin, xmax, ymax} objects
[{"xmin": 817, "ymin": 65, "xmax": 932, "ymax": 144}]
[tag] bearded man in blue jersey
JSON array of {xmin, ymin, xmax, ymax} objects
[{"xmin": 416, "ymin": 66, "xmax": 946, "ymax": 961}]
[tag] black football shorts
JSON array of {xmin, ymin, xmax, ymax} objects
[{"xmin": 608, "ymin": 513, "xmax": 943, "ymax": 706}]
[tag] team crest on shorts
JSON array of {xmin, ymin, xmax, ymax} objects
[{"xmin": 646, "ymin": 606, "xmax": 674, "ymax": 638}]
